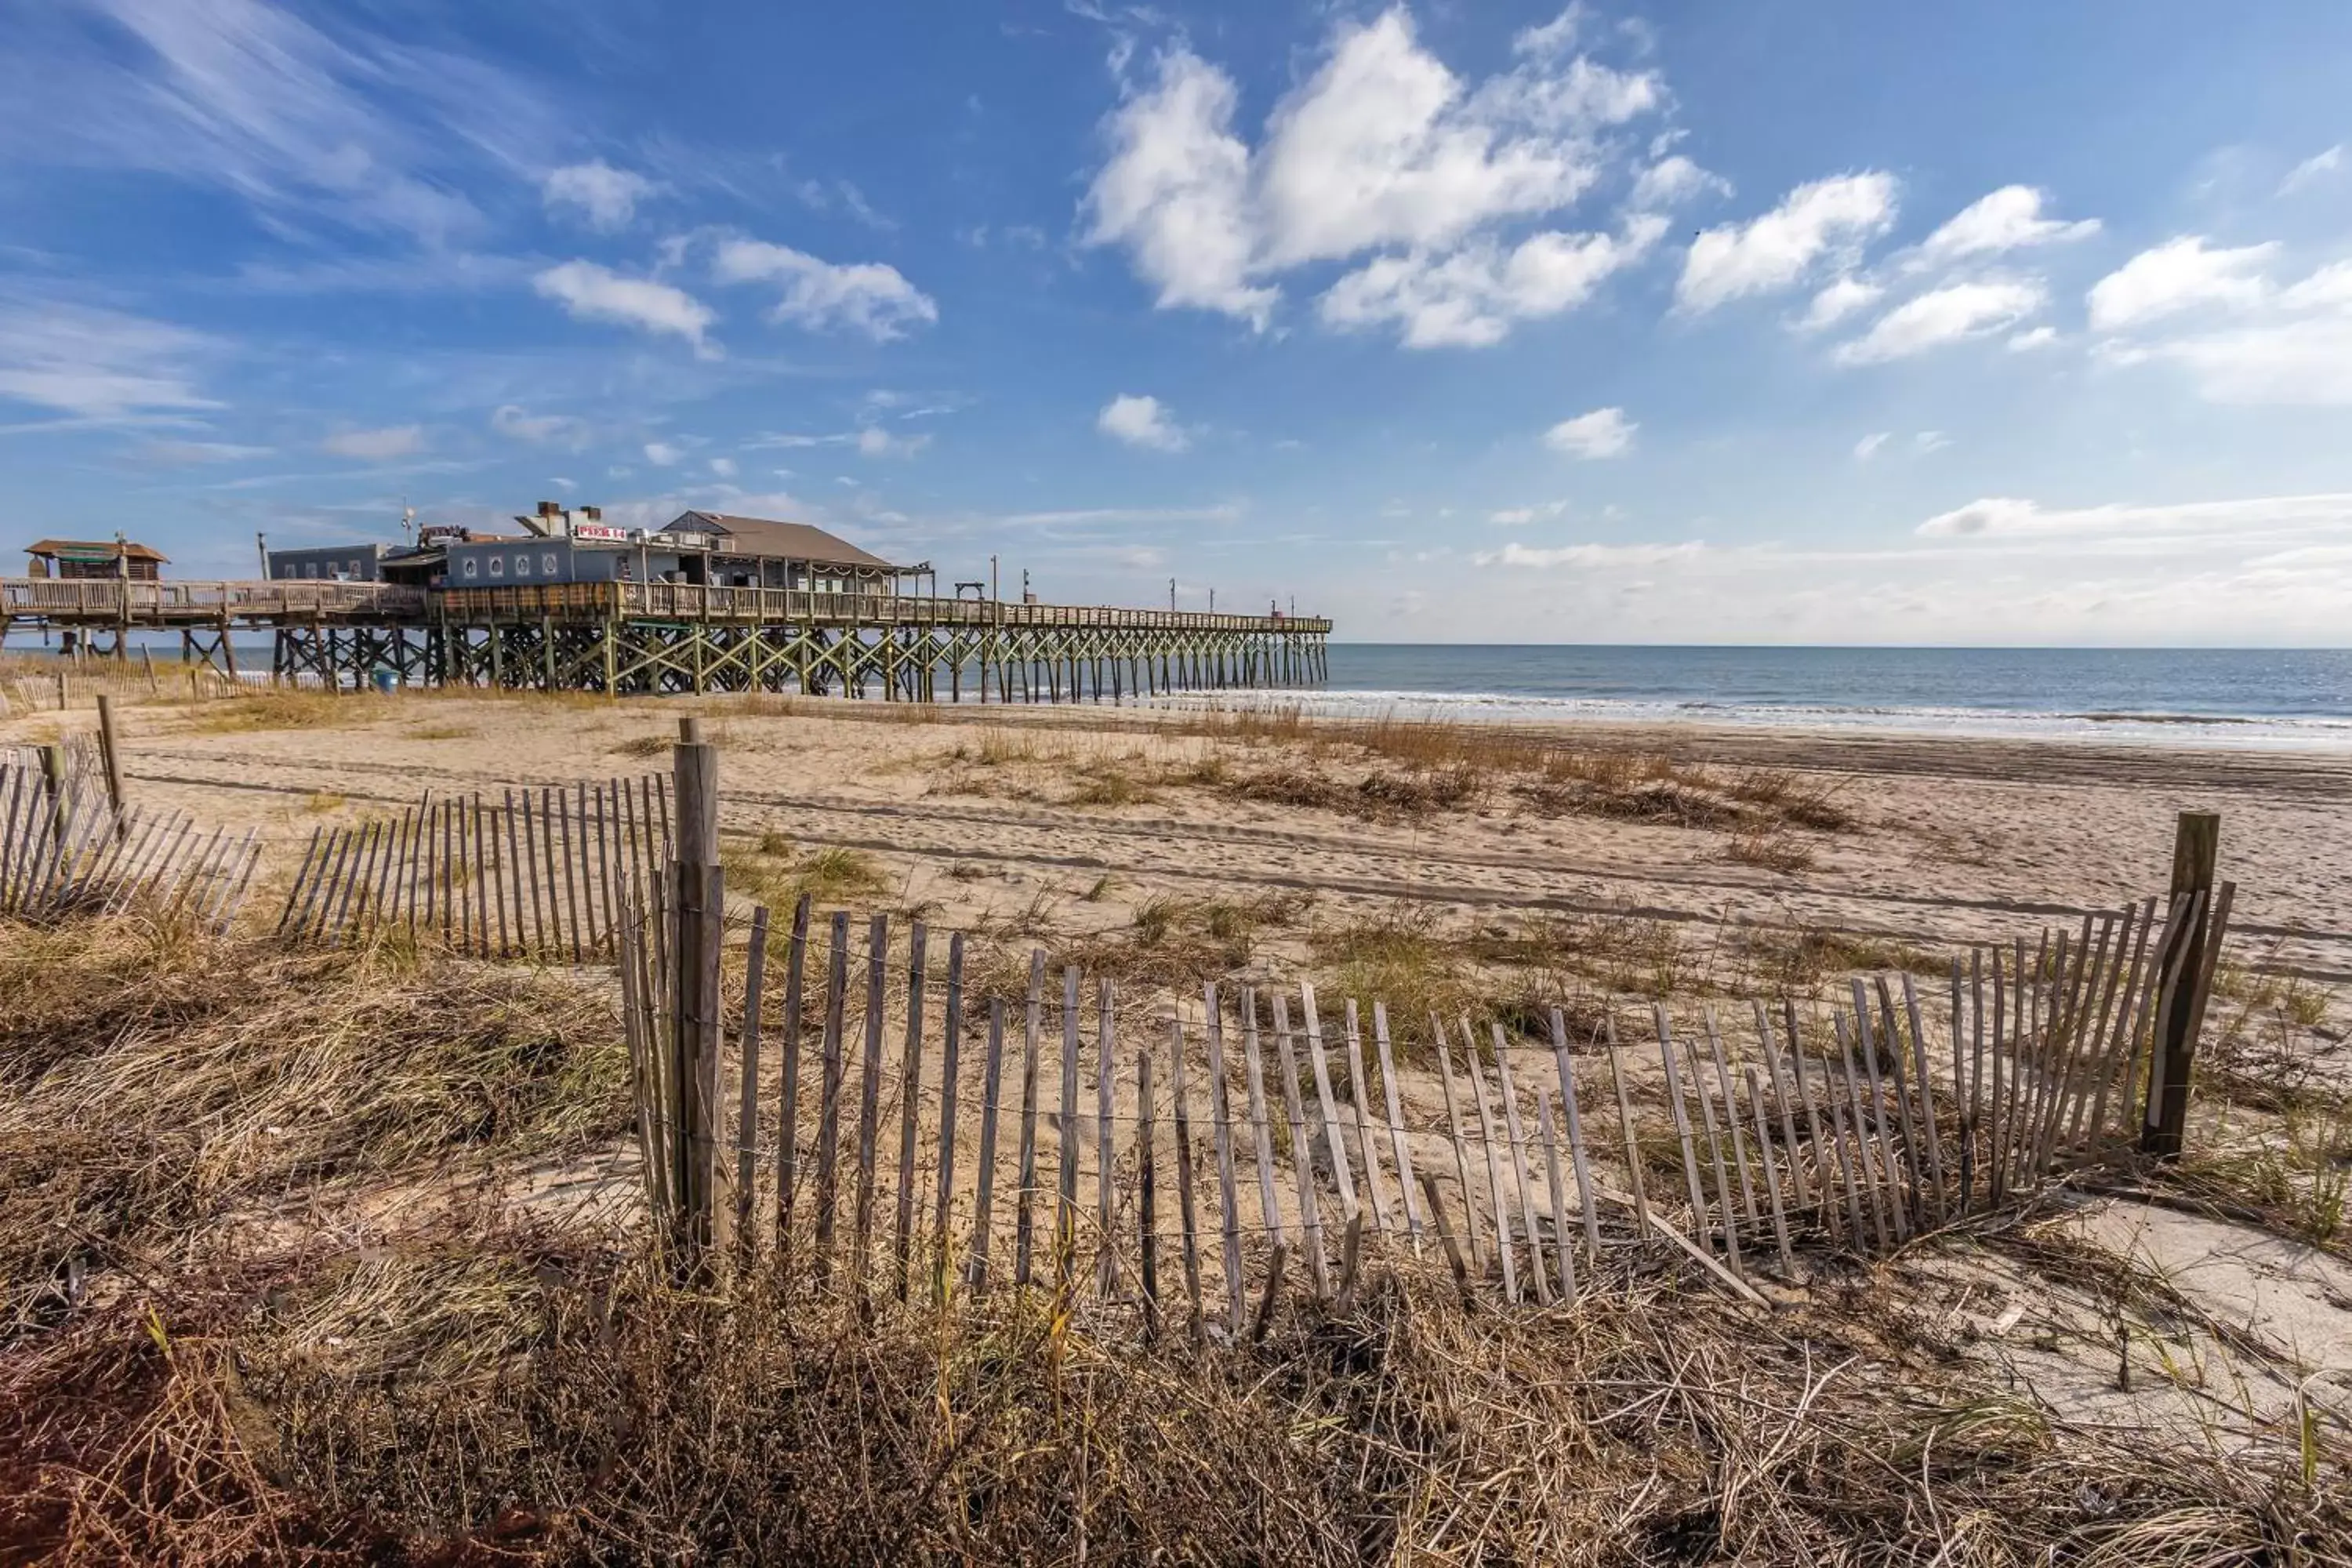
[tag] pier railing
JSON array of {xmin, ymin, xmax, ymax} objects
[
  {"xmin": 2, "ymin": 578, "xmax": 423, "ymax": 622},
  {"xmin": 449, "ymin": 581, "xmax": 1329, "ymax": 633}
]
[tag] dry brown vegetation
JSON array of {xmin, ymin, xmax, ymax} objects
[{"xmin": 2, "ymin": 911, "xmax": 2349, "ymax": 1563}]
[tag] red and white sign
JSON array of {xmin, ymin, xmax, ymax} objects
[{"xmin": 572, "ymin": 523, "xmax": 630, "ymax": 542}]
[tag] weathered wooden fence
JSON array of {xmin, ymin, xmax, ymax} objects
[
  {"xmin": 0, "ymin": 656, "xmax": 240, "ymax": 716},
  {"xmin": 0, "ymin": 750, "xmax": 260, "ymax": 929},
  {"xmin": 622, "ymin": 728, "xmax": 2234, "ymax": 1326},
  {"xmin": 273, "ymin": 774, "xmax": 673, "ymax": 959}
]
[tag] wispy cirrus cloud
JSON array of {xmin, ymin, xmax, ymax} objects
[{"xmin": 0, "ymin": 297, "xmax": 220, "ymax": 423}]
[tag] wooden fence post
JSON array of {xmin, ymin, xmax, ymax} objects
[
  {"xmin": 96, "ymin": 695, "xmax": 127, "ymax": 830},
  {"xmin": 670, "ymin": 716, "xmax": 723, "ymax": 1269},
  {"xmin": 2143, "ymin": 811, "xmax": 2219, "ymax": 1160}
]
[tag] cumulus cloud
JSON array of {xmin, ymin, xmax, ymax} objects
[
  {"xmin": 543, "ymin": 160, "xmax": 656, "ymax": 230},
  {"xmin": 1096, "ymin": 393, "xmax": 1189, "ymax": 452},
  {"xmin": 2279, "ymin": 144, "xmax": 2344, "ymax": 197},
  {"xmin": 1916, "ymin": 491, "xmax": 2352, "ymax": 539},
  {"xmin": 710, "ymin": 238, "xmax": 938, "ymax": 340},
  {"xmin": 1628, "ymin": 154, "xmax": 1729, "ymax": 211},
  {"xmin": 1835, "ymin": 278, "xmax": 2046, "ymax": 364},
  {"xmin": 1543, "ymin": 405, "xmax": 1635, "ymax": 459},
  {"xmin": 1853, "ymin": 431, "xmax": 1890, "ymax": 461},
  {"xmin": 1675, "ymin": 172, "xmax": 1898, "ymax": 313},
  {"xmin": 2007, "ymin": 325, "xmax": 2059, "ymax": 352},
  {"xmin": 2086, "ymin": 237, "xmax": 2276, "ymax": 332},
  {"xmin": 855, "ymin": 426, "xmax": 930, "ymax": 458},
  {"xmin": 1905, "ymin": 185, "xmax": 2098, "ymax": 270},
  {"xmin": 534, "ymin": 260, "xmax": 717, "ymax": 354},
  {"xmin": 490, "ymin": 404, "xmax": 590, "ymax": 448},
  {"xmin": 1080, "ymin": 6, "xmax": 1669, "ymax": 344},
  {"xmin": 1472, "ymin": 539, "xmax": 1705, "ymax": 568},
  {"xmin": 709, "ymin": 456, "xmax": 736, "ymax": 478},
  {"xmin": 643, "ymin": 440, "xmax": 683, "ymax": 466},
  {"xmin": 321, "ymin": 424, "xmax": 423, "ymax": 460},
  {"xmin": 1798, "ymin": 275, "xmax": 1882, "ymax": 331},
  {"xmin": 1319, "ymin": 219, "xmax": 1662, "ymax": 347}
]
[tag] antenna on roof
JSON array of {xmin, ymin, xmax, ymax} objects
[{"xmin": 401, "ymin": 498, "xmax": 416, "ymax": 544}]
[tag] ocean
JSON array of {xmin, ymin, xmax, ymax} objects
[{"xmin": 1268, "ymin": 645, "xmax": 2352, "ymax": 750}]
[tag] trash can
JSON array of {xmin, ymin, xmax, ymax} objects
[{"xmin": 371, "ymin": 666, "xmax": 397, "ymax": 695}]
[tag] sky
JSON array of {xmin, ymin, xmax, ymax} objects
[{"xmin": 2, "ymin": 0, "xmax": 2350, "ymax": 645}]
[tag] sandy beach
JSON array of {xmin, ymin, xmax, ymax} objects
[{"xmin": 19, "ymin": 687, "xmax": 2349, "ymax": 985}]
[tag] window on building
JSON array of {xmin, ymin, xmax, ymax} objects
[
  {"xmin": 349, "ymin": 559, "xmax": 362, "ymax": 577},
  {"xmin": 303, "ymin": 562, "xmax": 318, "ymax": 579},
  {"xmin": 462, "ymin": 557, "xmax": 479, "ymax": 579},
  {"xmin": 516, "ymin": 554, "xmax": 532, "ymax": 579},
  {"xmin": 488, "ymin": 555, "xmax": 505, "ymax": 578},
  {"xmin": 542, "ymin": 552, "xmax": 558, "ymax": 576}
]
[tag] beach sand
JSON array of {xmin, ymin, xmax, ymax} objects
[{"xmin": 28, "ymin": 689, "xmax": 2350, "ymax": 983}]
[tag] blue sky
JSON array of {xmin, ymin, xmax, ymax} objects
[{"xmin": 2, "ymin": 0, "xmax": 2349, "ymax": 644}]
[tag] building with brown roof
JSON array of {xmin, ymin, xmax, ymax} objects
[{"xmin": 24, "ymin": 539, "xmax": 169, "ymax": 581}]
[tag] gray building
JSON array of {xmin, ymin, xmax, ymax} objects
[
  {"xmin": 444, "ymin": 533, "xmax": 627, "ymax": 587},
  {"xmin": 269, "ymin": 543, "xmax": 393, "ymax": 582}
]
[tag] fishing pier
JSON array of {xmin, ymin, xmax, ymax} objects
[{"xmin": 0, "ymin": 578, "xmax": 1332, "ymax": 703}]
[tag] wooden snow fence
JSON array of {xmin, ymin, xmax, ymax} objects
[
  {"xmin": 621, "ymin": 754, "xmax": 2234, "ymax": 1329},
  {"xmin": 0, "ymin": 749, "xmax": 260, "ymax": 929},
  {"xmin": 272, "ymin": 772, "xmax": 673, "ymax": 960},
  {"xmin": 0, "ymin": 658, "xmax": 239, "ymax": 717}
]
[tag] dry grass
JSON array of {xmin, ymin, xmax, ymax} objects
[
  {"xmin": 190, "ymin": 691, "xmax": 345, "ymax": 734},
  {"xmin": 610, "ymin": 733, "xmax": 670, "ymax": 759},
  {"xmin": 3, "ymin": 908, "xmax": 2350, "ymax": 1562}
]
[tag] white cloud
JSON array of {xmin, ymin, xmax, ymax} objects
[
  {"xmin": 1081, "ymin": 8, "xmax": 1669, "ymax": 343},
  {"xmin": 1096, "ymin": 393, "xmax": 1189, "ymax": 452},
  {"xmin": 855, "ymin": 426, "xmax": 930, "ymax": 458},
  {"xmin": 1798, "ymin": 275, "xmax": 1882, "ymax": 330},
  {"xmin": 710, "ymin": 238, "xmax": 938, "ymax": 340},
  {"xmin": 643, "ymin": 440, "xmax": 683, "ymax": 466},
  {"xmin": 1543, "ymin": 405, "xmax": 1635, "ymax": 459},
  {"xmin": 1080, "ymin": 48, "xmax": 1273, "ymax": 328},
  {"xmin": 1853, "ymin": 431, "xmax": 1889, "ymax": 461},
  {"xmin": 2280, "ymin": 144, "xmax": 2343, "ymax": 197},
  {"xmin": 2007, "ymin": 325, "xmax": 2060, "ymax": 352},
  {"xmin": 0, "ymin": 299, "xmax": 218, "ymax": 420},
  {"xmin": 1318, "ymin": 220, "xmax": 1661, "ymax": 347},
  {"xmin": 321, "ymin": 424, "xmax": 423, "ymax": 461},
  {"xmin": 1628, "ymin": 154, "xmax": 1728, "ymax": 211},
  {"xmin": 130, "ymin": 438, "xmax": 271, "ymax": 464},
  {"xmin": 993, "ymin": 503, "xmax": 1243, "ymax": 527},
  {"xmin": 1913, "ymin": 430, "xmax": 1951, "ymax": 455},
  {"xmin": 1835, "ymin": 278, "xmax": 2046, "ymax": 364},
  {"xmin": 2085, "ymin": 237, "xmax": 2276, "ymax": 332},
  {"xmin": 1917, "ymin": 491, "xmax": 2352, "ymax": 540},
  {"xmin": 533, "ymin": 260, "xmax": 717, "ymax": 354},
  {"xmin": 709, "ymin": 456, "xmax": 736, "ymax": 478},
  {"xmin": 1473, "ymin": 539, "xmax": 1705, "ymax": 568},
  {"xmin": 543, "ymin": 160, "xmax": 656, "ymax": 230},
  {"xmin": 1675, "ymin": 172, "xmax": 1898, "ymax": 313},
  {"xmin": 490, "ymin": 404, "xmax": 590, "ymax": 448},
  {"xmin": 1511, "ymin": 5, "xmax": 1584, "ymax": 60},
  {"xmin": 1907, "ymin": 185, "xmax": 2098, "ymax": 269},
  {"xmin": 1487, "ymin": 499, "xmax": 1568, "ymax": 525}
]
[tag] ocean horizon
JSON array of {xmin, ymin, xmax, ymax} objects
[{"xmin": 1265, "ymin": 644, "xmax": 2352, "ymax": 750}]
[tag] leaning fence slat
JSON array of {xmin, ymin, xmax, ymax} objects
[
  {"xmin": 1834, "ymin": 1013, "xmax": 1894, "ymax": 1250},
  {"xmin": 1434, "ymin": 1018, "xmax": 1486, "ymax": 1268},
  {"xmin": 1272, "ymin": 992, "xmax": 1330, "ymax": 1296},
  {"xmin": 1551, "ymin": 1010, "xmax": 1604, "ymax": 1260},
  {"xmin": 1341, "ymin": 1000, "xmax": 1392, "ymax": 1233},
  {"xmin": 1490, "ymin": 1023, "xmax": 1552, "ymax": 1305},
  {"xmin": 850, "ymin": 913, "xmax": 890, "ymax": 1301},
  {"xmin": 811, "ymin": 910, "xmax": 851, "ymax": 1290},
  {"xmin": 276, "ymin": 826, "xmax": 325, "ymax": 936},
  {"xmin": 1168, "ymin": 1014, "xmax": 1204, "ymax": 1337},
  {"xmin": 1897, "ymin": 973, "xmax": 1951, "ymax": 1219},
  {"xmin": 893, "ymin": 922, "xmax": 930, "ymax": 1301},
  {"xmin": 1055, "ymin": 966, "xmax": 1081, "ymax": 1289},
  {"xmin": 1299, "ymin": 985, "xmax": 1358, "ymax": 1224},
  {"xmin": 1371, "ymin": 1004, "xmax": 1422, "ymax": 1250},
  {"xmin": 1462, "ymin": 1022, "xmax": 1517, "ymax": 1304},
  {"xmin": 1753, "ymin": 1002, "xmax": 1812, "ymax": 1210},
  {"xmin": 1653, "ymin": 1007, "xmax": 1713, "ymax": 1247},
  {"xmin": 1240, "ymin": 988, "xmax": 1287, "ymax": 1252},
  {"xmin": 931, "ymin": 934, "xmax": 964, "ymax": 1303},
  {"xmin": 1681, "ymin": 1024, "xmax": 1743, "ymax": 1272},
  {"xmin": 969, "ymin": 995, "xmax": 1006, "ymax": 1292},
  {"xmin": 775, "ymin": 895, "xmax": 813, "ymax": 1247},
  {"xmin": 735, "ymin": 905, "xmax": 770, "ymax": 1257},
  {"xmin": 1746, "ymin": 1067, "xmax": 1798, "ymax": 1277},
  {"xmin": 1704, "ymin": 1010, "xmax": 1762, "ymax": 1243},
  {"xmin": 1537, "ymin": 1088, "xmax": 1577, "ymax": 1302},
  {"xmin": 1014, "ymin": 950, "xmax": 1044, "ymax": 1287},
  {"xmin": 1203, "ymin": 985, "xmax": 1247, "ymax": 1326},
  {"xmin": 1602, "ymin": 1018, "xmax": 1650, "ymax": 1241},
  {"xmin": 1136, "ymin": 1047, "xmax": 1160, "ymax": 1338},
  {"xmin": 1849, "ymin": 985, "xmax": 1913, "ymax": 1238},
  {"xmin": 1096, "ymin": 977, "xmax": 1118, "ymax": 1299}
]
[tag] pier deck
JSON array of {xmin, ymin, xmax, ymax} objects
[{"xmin": 2, "ymin": 579, "xmax": 1330, "ymax": 701}]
